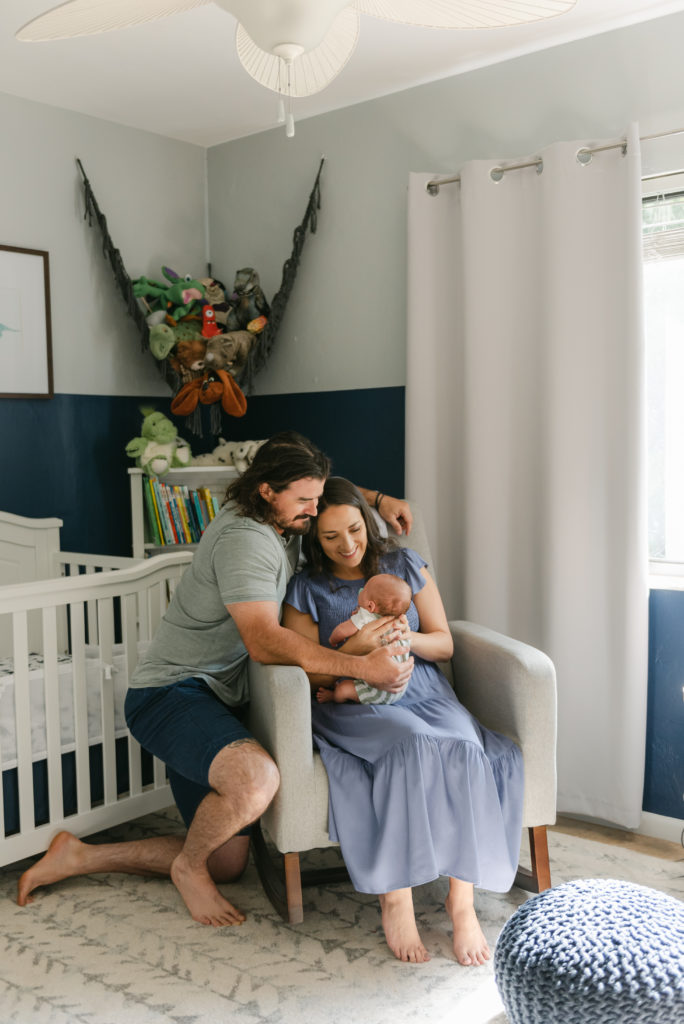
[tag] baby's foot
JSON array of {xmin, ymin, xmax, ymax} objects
[{"xmin": 316, "ymin": 687, "xmax": 334, "ymax": 703}]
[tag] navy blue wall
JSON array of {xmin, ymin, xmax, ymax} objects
[
  {"xmin": 0, "ymin": 387, "xmax": 405, "ymax": 556},
  {"xmin": 644, "ymin": 589, "xmax": 684, "ymax": 821}
]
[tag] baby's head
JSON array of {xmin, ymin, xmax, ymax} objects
[{"xmin": 359, "ymin": 573, "xmax": 411, "ymax": 617}]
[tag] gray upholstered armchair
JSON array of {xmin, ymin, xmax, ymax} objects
[{"xmin": 247, "ymin": 507, "xmax": 557, "ymax": 924}]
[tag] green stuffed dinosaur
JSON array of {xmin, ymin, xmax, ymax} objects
[
  {"xmin": 133, "ymin": 266, "xmax": 205, "ymax": 321},
  {"xmin": 125, "ymin": 409, "xmax": 192, "ymax": 476}
]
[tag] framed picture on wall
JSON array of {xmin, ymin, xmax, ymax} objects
[{"xmin": 0, "ymin": 244, "xmax": 53, "ymax": 399}]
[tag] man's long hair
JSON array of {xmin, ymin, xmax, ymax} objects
[
  {"xmin": 303, "ymin": 476, "xmax": 397, "ymax": 578},
  {"xmin": 225, "ymin": 431, "xmax": 331, "ymax": 524}
]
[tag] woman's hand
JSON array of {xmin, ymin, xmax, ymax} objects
[{"xmin": 338, "ymin": 615, "xmax": 396, "ymax": 655}]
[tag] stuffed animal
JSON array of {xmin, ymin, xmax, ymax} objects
[
  {"xmin": 190, "ymin": 437, "xmax": 235, "ymax": 468},
  {"xmin": 149, "ymin": 323, "xmax": 176, "ymax": 361},
  {"xmin": 125, "ymin": 410, "xmax": 192, "ymax": 476},
  {"xmin": 202, "ymin": 331, "xmax": 256, "ymax": 377},
  {"xmin": 133, "ymin": 266, "xmax": 205, "ymax": 321},
  {"xmin": 231, "ymin": 439, "xmax": 267, "ymax": 473},
  {"xmin": 169, "ymin": 337, "xmax": 207, "ymax": 374}
]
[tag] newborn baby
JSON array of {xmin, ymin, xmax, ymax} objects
[{"xmin": 319, "ymin": 573, "xmax": 411, "ymax": 705}]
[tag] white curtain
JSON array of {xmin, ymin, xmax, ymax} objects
[{"xmin": 406, "ymin": 128, "xmax": 649, "ymax": 828}]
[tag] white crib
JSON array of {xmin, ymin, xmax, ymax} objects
[{"xmin": 0, "ymin": 511, "xmax": 193, "ymax": 867}]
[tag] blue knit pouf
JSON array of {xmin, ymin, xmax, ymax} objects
[{"xmin": 494, "ymin": 878, "xmax": 684, "ymax": 1024}]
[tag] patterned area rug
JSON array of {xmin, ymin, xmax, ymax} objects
[{"xmin": 0, "ymin": 811, "xmax": 682, "ymax": 1024}]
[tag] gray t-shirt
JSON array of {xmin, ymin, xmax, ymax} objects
[{"xmin": 129, "ymin": 501, "xmax": 300, "ymax": 705}]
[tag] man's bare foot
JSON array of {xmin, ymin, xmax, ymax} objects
[
  {"xmin": 445, "ymin": 881, "xmax": 490, "ymax": 966},
  {"xmin": 170, "ymin": 852, "xmax": 245, "ymax": 927},
  {"xmin": 18, "ymin": 831, "xmax": 85, "ymax": 906},
  {"xmin": 316, "ymin": 687, "xmax": 334, "ymax": 703},
  {"xmin": 379, "ymin": 889, "xmax": 430, "ymax": 963}
]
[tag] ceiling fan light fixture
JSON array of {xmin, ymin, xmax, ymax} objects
[{"xmin": 235, "ymin": 6, "xmax": 360, "ymax": 99}]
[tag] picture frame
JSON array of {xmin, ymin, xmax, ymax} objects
[{"xmin": 0, "ymin": 244, "xmax": 53, "ymax": 399}]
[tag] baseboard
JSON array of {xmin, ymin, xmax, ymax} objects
[{"xmin": 638, "ymin": 811, "xmax": 684, "ymax": 844}]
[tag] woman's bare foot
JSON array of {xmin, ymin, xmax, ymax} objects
[
  {"xmin": 170, "ymin": 851, "xmax": 245, "ymax": 927},
  {"xmin": 379, "ymin": 889, "xmax": 430, "ymax": 963},
  {"xmin": 445, "ymin": 879, "xmax": 490, "ymax": 966},
  {"xmin": 17, "ymin": 831, "xmax": 85, "ymax": 905}
]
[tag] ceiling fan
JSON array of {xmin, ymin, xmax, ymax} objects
[{"xmin": 17, "ymin": 1, "xmax": 577, "ymax": 135}]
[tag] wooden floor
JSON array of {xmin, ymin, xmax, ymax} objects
[{"xmin": 552, "ymin": 815, "xmax": 684, "ymax": 863}]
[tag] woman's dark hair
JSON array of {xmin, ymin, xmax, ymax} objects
[
  {"xmin": 303, "ymin": 476, "xmax": 397, "ymax": 578},
  {"xmin": 225, "ymin": 431, "xmax": 331, "ymax": 524}
]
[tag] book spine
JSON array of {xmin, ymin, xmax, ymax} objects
[
  {"xmin": 173, "ymin": 485, "xmax": 193, "ymax": 543},
  {"xmin": 191, "ymin": 490, "xmax": 206, "ymax": 536},
  {"xmin": 143, "ymin": 476, "xmax": 163, "ymax": 546},
  {"xmin": 161, "ymin": 482, "xmax": 181, "ymax": 544},
  {"xmin": 182, "ymin": 485, "xmax": 200, "ymax": 541},
  {"xmin": 200, "ymin": 487, "xmax": 216, "ymax": 521},
  {"xmin": 168, "ymin": 486, "xmax": 184, "ymax": 544},
  {"xmin": 152, "ymin": 479, "xmax": 173, "ymax": 544}
]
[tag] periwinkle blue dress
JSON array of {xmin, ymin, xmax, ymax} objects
[{"xmin": 285, "ymin": 548, "xmax": 524, "ymax": 895}]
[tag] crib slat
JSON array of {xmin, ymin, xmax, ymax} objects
[
  {"xmin": 42, "ymin": 606, "xmax": 64, "ymax": 827},
  {"xmin": 85, "ymin": 565, "xmax": 98, "ymax": 645},
  {"xmin": 98, "ymin": 596, "xmax": 117, "ymax": 804},
  {"xmin": 122, "ymin": 592, "xmax": 142, "ymax": 797},
  {"xmin": 70, "ymin": 602, "xmax": 92, "ymax": 813},
  {"xmin": 154, "ymin": 755, "xmax": 167, "ymax": 789},
  {"xmin": 13, "ymin": 611, "xmax": 35, "ymax": 833}
]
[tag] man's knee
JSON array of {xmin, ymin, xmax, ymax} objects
[{"xmin": 209, "ymin": 739, "xmax": 280, "ymax": 816}]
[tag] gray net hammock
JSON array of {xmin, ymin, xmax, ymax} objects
[{"xmin": 76, "ymin": 156, "xmax": 324, "ymax": 435}]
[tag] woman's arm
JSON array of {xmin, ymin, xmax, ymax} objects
[{"xmin": 408, "ymin": 568, "xmax": 454, "ymax": 662}]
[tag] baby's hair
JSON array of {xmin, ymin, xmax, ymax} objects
[{"xmin": 363, "ymin": 573, "xmax": 411, "ymax": 617}]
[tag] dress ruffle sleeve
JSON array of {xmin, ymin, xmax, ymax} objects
[{"xmin": 284, "ymin": 570, "xmax": 321, "ymax": 623}]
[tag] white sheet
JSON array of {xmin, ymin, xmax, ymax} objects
[{"xmin": 0, "ymin": 644, "xmax": 134, "ymax": 770}]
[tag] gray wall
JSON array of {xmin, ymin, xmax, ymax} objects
[
  {"xmin": 207, "ymin": 10, "xmax": 684, "ymax": 396},
  {"xmin": 0, "ymin": 91, "xmax": 206, "ymax": 398}
]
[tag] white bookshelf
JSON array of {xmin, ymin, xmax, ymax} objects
[{"xmin": 128, "ymin": 466, "xmax": 238, "ymax": 558}]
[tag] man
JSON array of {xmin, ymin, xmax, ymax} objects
[{"xmin": 18, "ymin": 432, "xmax": 413, "ymax": 925}]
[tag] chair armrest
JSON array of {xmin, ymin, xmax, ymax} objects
[
  {"xmin": 247, "ymin": 660, "xmax": 334, "ymax": 852},
  {"xmin": 449, "ymin": 620, "xmax": 557, "ymax": 827},
  {"xmin": 247, "ymin": 661, "xmax": 314, "ymax": 772}
]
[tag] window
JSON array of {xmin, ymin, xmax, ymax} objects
[{"xmin": 643, "ymin": 177, "xmax": 684, "ymax": 568}]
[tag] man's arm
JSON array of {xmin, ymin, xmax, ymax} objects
[
  {"xmin": 227, "ymin": 600, "xmax": 412, "ymax": 691},
  {"xmin": 357, "ymin": 488, "xmax": 412, "ymax": 536}
]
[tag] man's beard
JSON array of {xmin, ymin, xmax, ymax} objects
[{"xmin": 279, "ymin": 516, "xmax": 313, "ymax": 537}]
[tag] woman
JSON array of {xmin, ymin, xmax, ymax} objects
[{"xmin": 283, "ymin": 478, "xmax": 524, "ymax": 965}]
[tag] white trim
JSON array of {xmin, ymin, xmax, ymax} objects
[{"xmin": 638, "ymin": 810, "xmax": 684, "ymax": 844}]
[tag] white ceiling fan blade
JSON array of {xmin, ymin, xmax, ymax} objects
[
  {"xmin": 355, "ymin": 0, "xmax": 576, "ymax": 30},
  {"xmin": 235, "ymin": 6, "xmax": 359, "ymax": 97},
  {"xmin": 16, "ymin": 0, "xmax": 212, "ymax": 42}
]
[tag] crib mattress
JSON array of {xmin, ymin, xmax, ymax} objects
[{"xmin": 0, "ymin": 644, "xmax": 132, "ymax": 770}]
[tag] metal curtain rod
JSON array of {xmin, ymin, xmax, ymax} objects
[{"xmin": 425, "ymin": 127, "xmax": 684, "ymax": 194}]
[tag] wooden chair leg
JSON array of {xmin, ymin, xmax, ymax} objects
[
  {"xmin": 251, "ymin": 821, "xmax": 352, "ymax": 923},
  {"xmin": 251, "ymin": 822, "xmax": 304, "ymax": 924},
  {"xmin": 514, "ymin": 825, "xmax": 552, "ymax": 893}
]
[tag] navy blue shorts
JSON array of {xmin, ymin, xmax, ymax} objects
[{"xmin": 124, "ymin": 678, "xmax": 253, "ymax": 830}]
